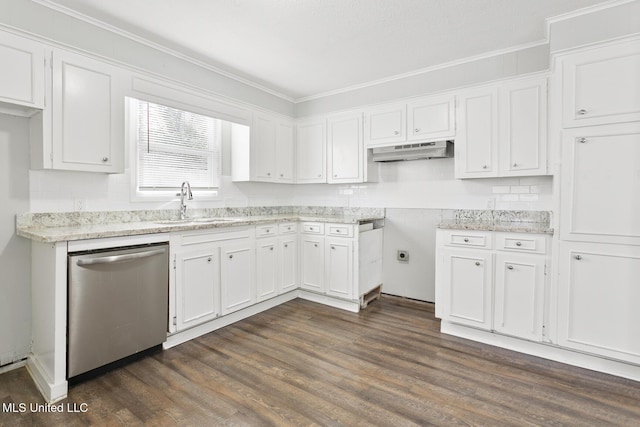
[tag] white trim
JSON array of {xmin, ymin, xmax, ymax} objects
[
  {"xmin": 297, "ymin": 290, "xmax": 360, "ymax": 313},
  {"xmin": 32, "ymin": 0, "xmax": 295, "ymax": 103},
  {"xmin": 26, "ymin": 355, "xmax": 68, "ymax": 403},
  {"xmin": 0, "ymin": 359, "xmax": 26, "ymax": 375},
  {"xmin": 545, "ymin": 0, "xmax": 638, "ymax": 26}
]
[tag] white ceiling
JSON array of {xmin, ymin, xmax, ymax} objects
[{"xmin": 42, "ymin": 0, "xmax": 613, "ymax": 101}]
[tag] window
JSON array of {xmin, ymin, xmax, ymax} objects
[{"xmin": 131, "ymin": 98, "xmax": 221, "ymax": 197}]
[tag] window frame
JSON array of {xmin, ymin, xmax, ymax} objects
[{"xmin": 127, "ymin": 97, "xmax": 223, "ymax": 202}]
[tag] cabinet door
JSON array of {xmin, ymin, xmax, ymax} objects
[
  {"xmin": 300, "ymin": 236, "xmax": 324, "ymax": 292},
  {"xmin": 562, "ymin": 39, "xmax": 640, "ymax": 127},
  {"xmin": 364, "ymin": 103, "xmax": 406, "ymax": 147},
  {"xmin": 442, "ymin": 249, "xmax": 493, "ymax": 330},
  {"xmin": 325, "ymin": 238, "xmax": 354, "ymax": 299},
  {"xmin": 407, "ymin": 94, "xmax": 455, "ymax": 141},
  {"xmin": 558, "ymin": 243, "xmax": 640, "ymax": 365},
  {"xmin": 280, "ymin": 236, "xmax": 298, "ymax": 294},
  {"xmin": 455, "ymin": 87, "xmax": 498, "ymax": 178},
  {"xmin": 0, "ymin": 31, "xmax": 45, "ymax": 109},
  {"xmin": 328, "ymin": 113, "xmax": 363, "ymax": 183},
  {"xmin": 220, "ymin": 241, "xmax": 256, "ymax": 315},
  {"xmin": 256, "ymin": 238, "xmax": 278, "ymax": 302},
  {"xmin": 276, "ymin": 120, "xmax": 295, "ymax": 182},
  {"xmin": 252, "ymin": 113, "xmax": 277, "ymax": 181},
  {"xmin": 296, "ymin": 119, "xmax": 326, "ymax": 183},
  {"xmin": 494, "ymin": 254, "xmax": 544, "ymax": 341},
  {"xmin": 499, "ymin": 77, "xmax": 547, "ymax": 177},
  {"xmin": 52, "ymin": 50, "xmax": 124, "ymax": 173},
  {"xmin": 175, "ymin": 248, "xmax": 219, "ymax": 331},
  {"xmin": 560, "ymin": 124, "xmax": 640, "ymax": 246}
]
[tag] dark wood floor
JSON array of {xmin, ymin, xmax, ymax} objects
[{"xmin": 2, "ymin": 295, "xmax": 640, "ymax": 426}]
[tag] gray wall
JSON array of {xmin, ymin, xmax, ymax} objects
[{"xmin": 0, "ymin": 114, "xmax": 31, "ymax": 366}]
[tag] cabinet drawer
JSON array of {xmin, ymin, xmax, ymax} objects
[
  {"xmin": 301, "ymin": 222, "xmax": 324, "ymax": 235},
  {"xmin": 327, "ymin": 224, "xmax": 354, "ymax": 237},
  {"xmin": 443, "ymin": 230, "xmax": 492, "ymax": 249},
  {"xmin": 278, "ymin": 222, "xmax": 297, "ymax": 235},
  {"xmin": 255, "ymin": 224, "xmax": 277, "ymax": 238},
  {"xmin": 496, "ymin": 233, "xmax": 546, "ymax": 254}
]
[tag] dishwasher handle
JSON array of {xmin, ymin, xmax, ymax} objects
[{"xmin": 76, "ymin": 248, "xmax": 166, "ymax": 266}]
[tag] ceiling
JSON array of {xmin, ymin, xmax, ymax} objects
[{"xmin": 41, "ymin": 0, "xmax": 614, "ymax": 101}]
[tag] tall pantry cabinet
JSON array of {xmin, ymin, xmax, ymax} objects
[{"xmin": 555, "ymin": 37, "xmax": 640, "ymax": 366}]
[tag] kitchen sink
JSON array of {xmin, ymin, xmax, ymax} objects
[{"xmin": 155, "ymin": 218, "xmax": 241, "ymax": 225}]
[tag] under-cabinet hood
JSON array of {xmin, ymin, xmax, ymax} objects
[{"xmin": 371, "ymin": 140, "xmax": 454, "ymax": 162}]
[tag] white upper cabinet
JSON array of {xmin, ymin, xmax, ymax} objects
[
  {"xmin": 364, "ymin": 94, "xmax": 455, "ymax": 147},
  {"xmin": 407, "ymin": 94, "xmax": 456, "ymax": 142},
  {"xmin": 239, "ymin": 112, "xmax": 295, "ymax": 183},
  {"xmin": 0, "ymin": 31, "xmax": 45, "ymax": 111},
  {"xmin": 363, "ymin": 103, "xmax": 406, "ymax": 146},
  {"xmin": 455, "ymin": 86, "xmax": 499, "ymax": 178},
  {"xmin": 499, "ymin": 77, "xmax": 547, "ymax": 177},
  {"xmin": 561, "ymin": 39, "xmax": 640, "ymax": 128},
  {"xmin": 327, "ymin": 112, "xmax": 363, "ymax": 183},
  {"xmin": 296, "ymin": 118, "xmax": 326, "ymax": 183},
  {"xmin": 51, "ymin": 49, "xmax": 125, "ymax": 173},
  {"xmin": 456, "ymin": 76, "xmax": 548, "ymax": 179},
  {"xmin": 560, "ymin": 123, "xmax": 640, "ymax": 246}
]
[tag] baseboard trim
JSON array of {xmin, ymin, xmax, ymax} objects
[
  {"xmin": 297, "ymin": 290, "xmax": 360, "ymax": 313},
  {"xmin": 26, "ymin": 355, "xmax": 68, "ymax": 403}
]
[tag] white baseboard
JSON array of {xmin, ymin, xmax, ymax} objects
[
  {"xmin": 297, "ymin": 290, "xmax": 360, "ymax": 313},
  {"xmin": 0, "ymin": 359, "xmax": 26, "ymax": 375},
  {"xmin": 26, "ymin": 355, "xmax": 68, "ymax": 403},
  {"xmin": 441, "ymin": 322, "xmax": 640, "ymax": 382}
]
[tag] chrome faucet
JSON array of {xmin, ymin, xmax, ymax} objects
[{"xmin": 179, "ymin": 181, "xmax": 193, "ymax": 220}]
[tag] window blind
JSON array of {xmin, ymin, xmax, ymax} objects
[{"xmin": 136, "ymin": 100, "xmax": 220, "ymax": 190}]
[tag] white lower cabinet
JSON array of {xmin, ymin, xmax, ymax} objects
[
  {"xmin": 437, "ymin": 229, "xmax": 548, "ymax": 341},
  {"xmin": 220, "ymin": 240, "xmax": 256, "ymax": 315},
  {"xmin": 279, "ymin": 226, "xmax": 298, "ymax": 294},
  {"xmin": 325, "ymin": 237, "xmax": 354, "ymax": 299},
  {"xmin": 300, "ymin": 234, "xmax": 325, "ymax": 292},
  {"xmin": 256, "ymin": 237, "xmax": 278, "ymax": 302},
  {"xmin": 256, "ymin": 222, "xmax": 298, "ymax": 302},
  {"xmin": 173, "ymin": 227, "xmax": 255, "ymax": 330},
  {"xmin": 557, "ymin": 242, "xmax": 640, "ymax": 365}
]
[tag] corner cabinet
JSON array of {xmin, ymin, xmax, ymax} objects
[
  {"xmin": 436, "ymin": 229, "xmax": 548, "ymax": 342},
  {"xmin": 49, "ymin": 49, "xmax": 125, "ymax": 173},
  {"xmin": 0, "ymin": 31, "xmax": 46, "ymax": 111},
  {"xmin": 255, "ymin": 222, "xmax": 298, "ymax": 302},
  {"xmin": 455, "ymin": 75, "xmax": 548, "ymax": 179}
]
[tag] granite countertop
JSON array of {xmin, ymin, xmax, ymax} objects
[
  {"xmin": 16, "ymin": 207, "xmax": 386, "ymax": 243},
  {"xmin": 437, "ymin": 210, "xmax": 553, "ymax": 234}
]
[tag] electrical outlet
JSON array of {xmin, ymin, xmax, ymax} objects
[
  {"xmin": 74, "ymin": 198, "xmax": 86, "ymax": 211},
  {"xmin": 397, "ymin": 250, "xmax": 409, "ymax": 263}
]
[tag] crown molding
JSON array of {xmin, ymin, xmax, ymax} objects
[
  {"xmin": 545, "ymin": 0, "xmax": 637, "ymax": 25},
  {"xmin": 31, "ymin": 0, "xmax": 296, "ymax": 103}
]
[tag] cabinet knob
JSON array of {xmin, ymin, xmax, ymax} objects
[
  {"xmin": 280, "ymin": 173, "xmax": 283, "ymax": 177},
  {"xmin": 482, "ymin": 165, "xmax": 488, "ymax": 169},
  {"xmin": 513, "ymin": 163, "xmax": 518, "ymax": 167},
  {"xmin": 464, "ymin": 238, "xmax": 469, "ymax": 242},
  {"xmin": 331, "ymin": 246, "xmax": 335, "ymax": 250},
  {"xmin": 270, "ymin": 247, "xmax": 274, "ymax": 251},
  {"xmin": 507, "ymin": 265, "xmax": 514, "ymax": 270},
  {"xmin": 475, "ymin": 261, "xmax": 481, "ymax": 266},
  {"xmin": 284, "ymin": 244, "xmax": 288, "ymax": 248},
  {"xmin": 207, "ymin": 257, "xmax": 212, "ymax": 262},
  {"xmin": 578, "ymin": 138, "xmax": 587, "ymax": 143},
  {"xmin": 314, "ymin": 244, "xmax": 318, "ymax": 248},
  {"xmin": 394, "ymin": 130, "xmax": 399, "ymax": 135},
  {"xmin": 414, "ymin": 128, "xmax": 420, "ymax": 133},
  {"xmin": 575, "ymin": 254, "xmax": 582, "ymax": 260},
  {"xmin": 577, "ymin": 109, "xmax": 588, "ymax": 115},
  {"xmin": 267, "ymin": 172, "xmax": 271, "ymax": 176},
  {"xmin": 516, "ymin": 241, "xmax": 522, "ymax": 247},
  {"xmin": 317, "ymin": 174, "xmax": 322, "ymax": 178},
  {"xmin": 334, "ymin": 174, "xmax": 338, "ymax": 178},
  {"xmin": 102, "ymin": 157, "xmax": 109, "ymax": 162},
  {"xmin": 229, "ymin": 254, "xmax": 233, "ymax": 259}
]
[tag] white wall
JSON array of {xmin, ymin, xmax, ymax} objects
[{"xmin": 0, "ymin": 114, "xmax": 31, "ymax": 366}]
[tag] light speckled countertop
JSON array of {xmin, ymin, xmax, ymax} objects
[
  {"xmin": 437, "ymin": 209, "xmax": 553, "ymax": 234},
  {"xmin": 16, "ymin": 207, "xmax": 386, "ymax": 243}
]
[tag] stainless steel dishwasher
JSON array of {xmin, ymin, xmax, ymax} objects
[{"xmin": 67, "ymin": 243, "xmax": 169, "ymax": 379}]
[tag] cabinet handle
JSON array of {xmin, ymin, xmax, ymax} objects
[
  {"xmin": 574, "ymin": 254, "xmax": 582, "ymax": 260},
  {"xmin": 464, "ymin": 238, "xmax": 469, "ymax": 242},
  {"xmin": 475, "ymin": 262, "xmax": 481, "ymax": 266},
  {"xmin": 516, "ymin": 242, "xmax": 522, "ymax": 247},
  {"xmin": 229, "ymin": 254, "xmax": 233, "ymax": 259},
  {"xmin": 578, "ymin": 138, "xmax": 587, "ymax": 143},
  {"xmin": 414, "ymin": 128, "xmax": 420, "ymax": 133},
  {"xmin": 507, "ymin": 265, "xmax": 514, "ymax": 270},
  {"xmin": 577, "ymin": 109, "xmax": 588, "ymax": 115},
  {"xmin": 394, "ymin": 130, "xmax": 399, "ymax": 135},
  {"xmin": 102, "ymin": 157, "xmax": 109, "ymax": 162}
]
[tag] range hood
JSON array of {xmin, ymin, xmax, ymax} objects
[{"xmin": 371, "ymin": 140, "xmax": 454, "ymax": 162}]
